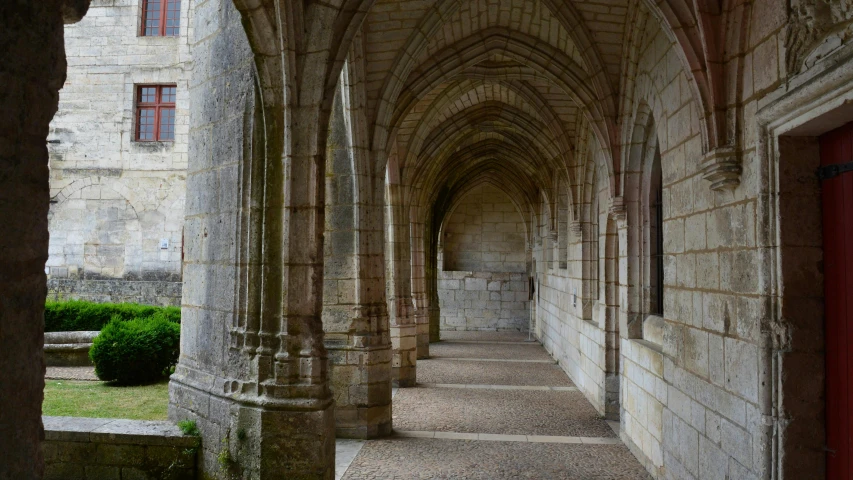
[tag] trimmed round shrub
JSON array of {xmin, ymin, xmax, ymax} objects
[{"xmin": 90, "ymin": 314, "xmax": 181, "ymax": 385}]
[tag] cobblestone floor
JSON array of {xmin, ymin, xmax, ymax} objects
[
  {"xmin": 340, "ymin": 331, "xmax": 651, "ymax": 479},
  {"xmin": 440, "ymin": 331, "xmax": 531, "ymax": 342},
  {"xmin": 418, "ymin": 359, "xmax": 574, "ymax": 386},
  {"xmin": 393, "ymin": 388, "xmax": 614, "ymax": 436},
  {"xmin": 429, "ymin": 342, "xmax": 555, "ymax": 361}
]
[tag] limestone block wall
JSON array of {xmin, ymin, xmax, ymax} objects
[
  {"xmin": 442, "ymin": 184, "xmax": 526, "ymax": 273},
  {"xmin": 45, "ymin": 0, "xmax": 192, "ymax": 305},
  {"xmin": 43, "ymin": 416, "xmax": 199, "ymax": 480},
  {"xmin": 438, "ymin": 184, "xmax": 529, "ymax": 331},
  {"xmin": 536, "ymin": 269, "xmax": 609, "ymax": 418},
  {"xmin": 438, "ymin": 271, "xmax": 529, "ymax": 331},
  {"xmin": 532, "ymin": 4, "xmax": 780, "ymax": 478}
]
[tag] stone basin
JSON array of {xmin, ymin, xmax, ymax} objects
[{"xmin": 44, "ymin": 331, "xmax": 99, "ymax": 367}]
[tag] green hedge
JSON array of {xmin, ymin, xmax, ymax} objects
[
  {"xmin": 45, "ymin": 300, "xmax": 180, "ymax": 332},
  {"xmin": 90, "ymin": 315, "xmax": 181, "ymax": 385}
]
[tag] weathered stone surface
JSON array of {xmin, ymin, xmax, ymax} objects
[
  {"xmin": 42, "ymin": 416, "xmax": 198, "ymax": 480},
  {"xmin": 0, "ymin": 0, "xmax": 89, "ymax": 477}
]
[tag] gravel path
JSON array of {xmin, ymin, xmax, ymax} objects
[{"xmin": 45, "ymin": 367, "xmax": 98, "ymax": 381}]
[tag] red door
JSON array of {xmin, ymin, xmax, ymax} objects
[{"xmin": 821, "ymin": 122, "xmax": 853, "ymax": 478}]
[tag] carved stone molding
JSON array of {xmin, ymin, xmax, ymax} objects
[
  {"xmin": 570, "ymin": 221, "xmax": 583, "ymax": 240},
  {"xmin": 701, "ymin": 147, "xmax": 742, "ymax": 191},
  {"xmin": 787, "ymin": 0, "xmax": 853, "ymax": 74}
]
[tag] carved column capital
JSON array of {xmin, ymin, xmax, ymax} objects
[{"xmin": 701, "ymin": 146, "xmax": 742, "ymax": 191}]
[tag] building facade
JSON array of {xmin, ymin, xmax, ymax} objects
[{"xmin": 45, "ymin": 0, "xmax": 192, "ymax": 306}]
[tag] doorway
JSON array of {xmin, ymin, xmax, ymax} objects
[{"xmin": 821, "ymin": 121, "xmax": 853, "ymax": 478}]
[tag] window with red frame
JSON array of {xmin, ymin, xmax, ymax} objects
[
  {"xmin": 141, "ymin": 0, "xmax": 180, "ymax": 36},
  {"xmin": 136, "ymin": 85, "xmax": 176, "ymax": 142}
]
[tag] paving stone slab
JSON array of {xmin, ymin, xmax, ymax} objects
[
  {"xmin": 340, "ymin": 438, "xmax": 652, "ymax": 479},
  {"xmin": 417, "ymin": 359, "xmax": 574, "ymax": 387},
  {"xmin": 393, "ymin": 387, "xmax": 615, "ymax": 437}
]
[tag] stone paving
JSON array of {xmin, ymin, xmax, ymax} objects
[
  {"xmin": 417, "ymin": 359, "xmax": 573, "ymax": 386},
  {"xmin": 440, "ymin": 331, "xmax": 531, "ymax": 342},
  {"xmin": 393, "ymin": 388, "xmax": 615, "ymax": 437},
  {"xmin": 429, "ymin": 342, "xmax": 555, "ymax": 361},
  {"xmin": 340, "ymin": 331, "xmax": 651, "ymax": 479},
  {"xmin": 45, "ymin": 367, "xmax": 98, "ymax": 381}
]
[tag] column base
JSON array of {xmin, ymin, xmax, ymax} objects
[
  {"xmin": 417, "ymin": 333, "xmax": 430, "ymax": 359},
  {"xmin": 169, "ymin": 374, "xmax": 335, "ymax": 479},
  {"xmin": 327, "ymin": 343, "xmax": 392, "ymax": 439},
  {"xmin": 335, "ymin": 405, "xmax": 392, "ymax": 438},
  {"xmin": 393, "ymin": 365, "xmax": 417, "ymax": 387},
  {"xmin": 391, "ymin": 323, "xmax": 417, "ymax": 387},
  {"xmin": 415, "ymin": 311, "xmax": 430, "ymax": 358},
  {"xmin": 428, "ymin": 307, "xmax": 441, "ymax": 343}
]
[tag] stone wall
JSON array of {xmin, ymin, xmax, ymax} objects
[
  {"xmin": 46, "ymin": 0, "xmax": 191, "ymax": 305},
  {"xmin": 532, "ymin": 3, "xmax": 783, "ymax": 478},
  {"xmin": 43, "ymin": 416, "xmax": 199, "ymax": 480},
  {"xmin": 48, "ymin": 278, "xmax": 182, "ymax": 306},
  {"xmin": 442, "ymin": 184, "xmax": 526, "ymax": 273},
  {"xmin": 438, "ymin": 184, "xmax": 529, "ymax": 331},
  {"xmin": 438, "ymin": 271, "xmax": 529, "ymax": 331}
]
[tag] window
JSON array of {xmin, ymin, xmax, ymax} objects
[
  {"xmin": 136, "ymin": 85, "xmax": 176, "ymax": 142},
  {"xmin": 648, "ymin": 157, "xmax": 664, "ymax": 316},
  {"xmin": 141, "ymin": 0, "xmax": 181, "ymax": 36}
]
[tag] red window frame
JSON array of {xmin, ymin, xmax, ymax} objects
[
  {"xmin": 140, "ymin": 0, "xmax": 181, "ymax": 37},
  {"xmin": 135, "ymin": 85, "xmax": 176, "ymax": 142}
]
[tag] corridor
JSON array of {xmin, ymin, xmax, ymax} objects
[{"xmin": 339, "ymin": 332, "xmax": 650, "ymax": 479}]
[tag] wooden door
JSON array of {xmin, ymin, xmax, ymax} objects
[{"xmin": 821, "ymin": 122, "xmax": 853, "ymax": 478}]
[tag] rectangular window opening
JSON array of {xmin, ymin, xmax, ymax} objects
[
  {"xmin": 141, "ymin": 0, "xmax": 180, "ymax": 36},
  {"xmin": 651, "ymin": 185, "xmax": 664, "ymax": 316},
  {"xmin": 135, "ymin": 85, "xmax": 176, "ymax": 142}
]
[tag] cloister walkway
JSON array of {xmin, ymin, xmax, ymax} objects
[{"xmin": 337, "ymin": 331, "xmax": 651, "ymax": 479}]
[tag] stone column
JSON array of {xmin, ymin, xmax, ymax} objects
[
  {"xmin": 324, "ymin": 86, "xmax": 392, "ymax": 439},
  {"xmin": 168, "ymin": 1, "xmax": 334, "ymax": 477},
  {"xmin": 425, "ymin": 215, "xmax": 442, "ymax": 342},
  {"xmin": 0, "ymin": 1, "xmax": 88, "ymax": 478},
  {"xmin": 411, "ymin": 221, "xmax": 430, "ymax": 358},
  {"xmin": 386, "ymin": 183, "xmax": 417, "ymax": 386}
]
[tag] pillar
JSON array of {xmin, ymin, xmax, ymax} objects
[
  {"xmin": 168, "ymin": 2, "xmax": 334, "ymax": 477},
  {"xmin": 0, "ymin": 1, "xmax": 89, "ymax": 477},
  {"xmin": 411, "ymin": 221, "xmax": 431, "ymax": 358},
  {"xmin": 323, "ymin": 84, "xmax": 392, "ymax": 439},
  {"xmin": 386, "ymin": 183, "xmax": 417, "ymax": 386}
]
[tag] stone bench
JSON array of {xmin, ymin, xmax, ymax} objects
[
  {"xmin": 44, "ymin": 331, "xmax": 99, "ymax": 367},
  {"xmin": 43, "ymin": 416, "xmax": 199, "ymax": 479}
]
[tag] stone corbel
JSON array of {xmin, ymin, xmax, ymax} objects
[
  {"xmin": 608, "ymin": 196, "xmax": 626, "ymax": 222},
  {"xmin": 701, "ymin": 146, "xmax": 742, "ymax": 191}
]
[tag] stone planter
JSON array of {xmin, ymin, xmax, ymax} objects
[{"xmin": 44, "ymin": 331, "xmax": 99, "ymax": 367}]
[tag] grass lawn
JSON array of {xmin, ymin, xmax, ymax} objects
[{"xmin": 43, "ymin": 379, "xmax": 170, "ymax": 420}]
